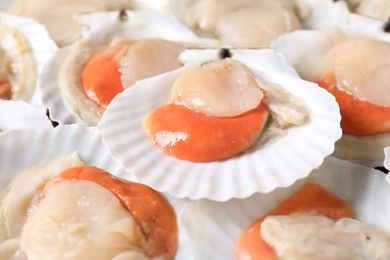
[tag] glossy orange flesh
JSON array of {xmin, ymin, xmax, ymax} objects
[
  {"xmin": 317, "ymin": 75, "xmax": 390, "ymax": 136},
  {"xmin": 81, "ymin": 45, "xmax": 125, "ymax": 108},
  {"xmin": 235, "ymin": 183, "xmax": 354, "ymax": 260},
  {"xmin": 142, "ymin": 103, "xmax": 269, "ymax": 162},
  {"xmin": 42, "ymin": 166, "xmax": 178, "ymax": 259},
  {"xmin": 0, "ymin": 82, "xmax": 12, "ymax": 100}
]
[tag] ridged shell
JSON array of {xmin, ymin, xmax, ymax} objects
[
  {"xmin": 77, "ymin": 9, "xmax": 217, "ymax": 46},
  {"xmin": 0, "ymin": 125, "xmax": 127, "ymax": 189},
  {"xmin": 0, "ymin": 100, "xmax": 52, "ymax": 131},
  {"xmin": 180, "ymin": 156, "xmax": 390, "ymax": 259},
  {"xmin": 98, "ymin": 48, "xmax": 342, "ymax": 201}
]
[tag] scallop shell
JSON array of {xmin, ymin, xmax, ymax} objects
[
  {"xmin": 385, "ymin": 146, "xmax": 390, "ymax": 174},
  {"xmin": 179, "ymin": 156, "xmax": 390, "ymax": 259},
  {"xmin": 273, "ymin": 14, "xmax": 390, "ymax": 166},
  {"xmin": 40, "ymin": 10, "xmax": 219, "ymax": 126},
  {"xmin": 294, "ymin": 0, "xmax": 351, "ymax": 30},
  {"xmin": 0, "ymin": 124, "xmax": 190, "ymax": 258},
  {"xmin": 98, "ymin": 48, "xmax": 341, "ymax": 201},
  {"xmin": 0, "ymin": 100, "xmax": 52, "ymax": 131},
  {"xmin": 77, "ymin": 9, "xmax": 217, "ymax": 46},
  {"xmin": 0, "ymin": 12, "xmax": 57, "ymax": 106},
  {"xmin": 0, "ymin": 125, "xmax": 126, "ymax": 189}
]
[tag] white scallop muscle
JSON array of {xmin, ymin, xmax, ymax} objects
[{"xmin": 20, "ymin": 180, "xmax": 149, "ymax": 260}]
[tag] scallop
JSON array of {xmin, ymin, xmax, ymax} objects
[
  {"xmin": 179, "ymin": 156, "xmax": 390, "ymax": 258},
  {"xmin": 0, "ymin": 154, "xmax": 177, "ymax": 259},
  {"xmin": 0, "ymin": 15, "xmax": 35, "ymax": 101},
  {"xmin": 165, "ymin": 0, "xmax": 353, "ymax": 46},
  {"xmin": 319, "ymin": 38, "xmax": 390, "ymax": 107},
  {"xmin": 214, "ymin": 5, "xmax": 301, "ymax": 48},
  {"xmin": 273, "ymin": 12, "xmax": 390, "ymax": 166},
  {"xmin": 192, "ymin": 0, "xmax": 296, "ymax": 33},
  {"xmin": 172, "ymin": 58, "xmax": 263, "ymax": 117},
  {"xmin": 7, "ymin": 0, "xmax": 134, "ymax": 47},
  {"xmin": 98, "ymin": 48, "xmax": 341, "ymax": 201},
  {"xmin": 262, "ymin": 214, "xmax": 390, "ymax": 259},
  {"xmin": 0, "ymin": 153, "xmax": 85, "ymax": 240},
  {"xmin": 0, "ymin": 125, "xmax": 189, "ymax": 258},
  {"xmin": 120, "ymin": 39, "xmax": 186, "ymax": 89},
  {"xmin": 168, "ymin": 0, "xmax": 301, "ymax": 47},
  {"xmin": 20, "ymin": 180, "xmax": 148, "ymax": 260},
  {"xmin": 0, "ymin": 13, "xmax": 57, "ymax": 105},
  {"xmin": 40, "ymin": 10, "xmax": 218, "ymax": 126}
]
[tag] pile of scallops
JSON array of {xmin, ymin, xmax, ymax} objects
[{"xmin": 0, "ymin": 0, "xmax": 390, "ymax": 259}]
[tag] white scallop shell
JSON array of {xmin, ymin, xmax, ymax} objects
[
  {"xmin": 294, "ymin": 0, "xmax": 351, "ymax": 30},
  {"xmin": 273, "ymin": 14, "xmax": 390, "ymax": 166},
  {"xmin": 0, "ymin": 12, "xmax": 58, "ymax": 106},
  {"xmin": 39, "ymin": 46, "xmax": 77, "ymax": 125},
  {"xmin": 180, "ymin": 156, "xmax": 390, "ymax": 259},
  {"xmin": 77, "ymin": 9, "xmax": 217, "ymax": 46},
  {"xmin": 40, "ymin": 10, "xmax": 219, "ymax": 126},
  {"xmin": 0, "ymin": 100, "xmax": 52, "ymax": 131},
  {"xmin": 98, "ymin": 48, "xmax": 342, "ymax": 201},
  {"xmin": 385, "ymin": 147, "xmax": 390, "ymax": 174},
  {"xmin": 0, "ymin": 124, "xmax": 190, "ymax": 258},
  {"xmin": 0, "ymin": 125, "xmax": 127, "ymax": 190}
]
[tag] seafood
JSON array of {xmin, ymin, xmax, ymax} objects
[
  {"xmin": 40, "ymin": 10, "xmax": 217, "ymax": 126},
  {"xmin": 260, "ymin": 214, "xmax": 390, "ymax": 259},
  {"xmin": 236, "ymin": 183, "xmax": 355, "ymax": 259},
  {"xmin": 158, "ymin": 0, "xmax": 354, "ymax": 47},
  {"xmin": 98, "ymin": 48, "xmax": 341, "ymax": 201},
  {"xmin": 179, "ymin": 156, "xmax": 390, "ymax": 258},
  {"xmin": 0, "ymin": 125, "xmax": 191, "ymax": 259},
  {"xmin": 273, "ymin": 13, "xmax": 390, "ymax": 166},
  {"xmin": 143, "ymin": 58, "xmax": 270, "ymax": 162},
  {"xmin": 0, "ymin": 13, "xmax": 57, "ymax": 105},
  {"xmin": 7, "ymin": 0, "xmax": 134, "ymax": 47},
  {"xmin": 0, "ymin": 153, "xmax": 178, "ymax": 259},
  {"xmin": 167, "ymin": 0, "xmax": 302, "ymax": 48}
]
